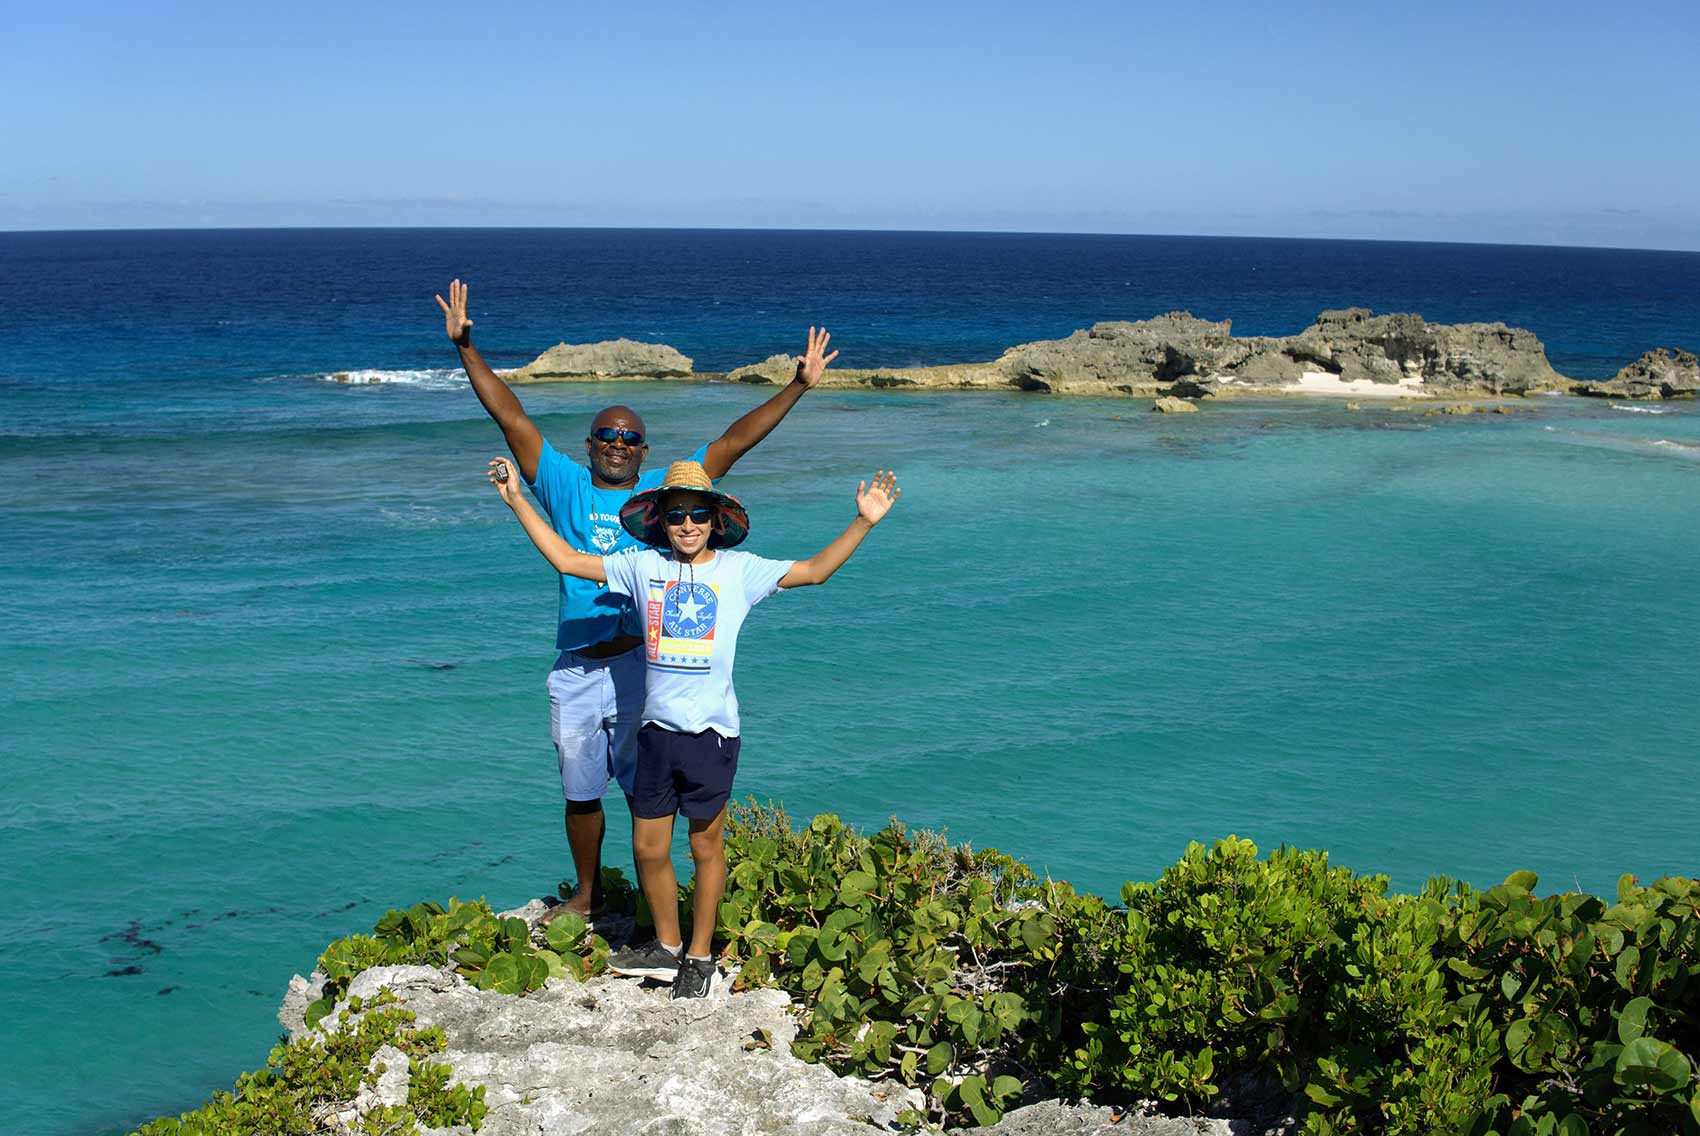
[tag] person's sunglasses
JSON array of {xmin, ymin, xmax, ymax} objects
[
  {"xmin": 662, "ymin": 506, "xmax": 716, "ymax": 526},
  {"xmin": 589, "ymin": 427, "xmax": 644, "ymax": 446}
]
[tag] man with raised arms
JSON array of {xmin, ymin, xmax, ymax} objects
[{"xmin": 436, "ymin": 279, "xmax": 837, "ymax": 921}]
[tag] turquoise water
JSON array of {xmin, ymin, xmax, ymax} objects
[
  {"xmin": 4, "ymin": 229, "xmax": 1700, "ymax": 1133},
  {"xmin": 6, "ymin": 387, "xmax": 1700, "ymax": 1132}
]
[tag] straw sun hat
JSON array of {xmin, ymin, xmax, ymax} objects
[{"xmin": 619, "ymin": 461, "xmax": 750, "ymax": 550}]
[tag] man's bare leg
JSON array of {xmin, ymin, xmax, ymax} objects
[{"xmin": 560, "ymin": 800, "xmax": 605, "ymax": 915}]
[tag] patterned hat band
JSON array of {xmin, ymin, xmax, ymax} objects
[{"xmin": 619, "ymin": 461, "xmax": 751, "ymax": 550}]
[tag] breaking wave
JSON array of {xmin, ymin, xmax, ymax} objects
[{"xmin": 314, "ymin": 368, "xmax": 464, "ymax": 390}]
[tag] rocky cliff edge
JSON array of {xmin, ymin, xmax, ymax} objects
[{"xmin": 273, "ymin": 898, "xmax": 1258, "ymax": 1136}]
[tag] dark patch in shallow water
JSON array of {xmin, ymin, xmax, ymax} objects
[{"xmin": 102, "ymin": 922, "xmax": 163, "ymax": 956}]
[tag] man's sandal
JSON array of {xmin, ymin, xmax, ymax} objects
[{"xmin": 541, "ymin": 899, "xmax": 607, "ymax": 928}]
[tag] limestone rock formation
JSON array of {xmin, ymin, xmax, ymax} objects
[
  {"xmin": 285, "ymin": 963, "xmax": 924, "ymax": 1135},
  {"xmin": 493, "ymin": 309, "xmax": 1583, "ymax": 400},
  {"xmin": 271, "ymin": 897, "xmax": 1258, "ymax": 1135},
  {"xmin": 1227, "ymin": 308, "xmax": 1570, "ymax": 396},
  {"xmin": 506, "ymin": 339, "xmax": 695, "ymax": 382},
  {"xmin": 1152, "ymin": 396, "xmax": 1199, "ymax": 414},
  {"xmin": 727, "ymin": 353, "xmax": 797, "ymax": 384},
  {"xmin": 1580, "ymin": 348, "xmax": 1700, "ymax": 399},
  {"xmin": 995, "ymin": 314, "xmax": 1246, "ymax": 396},
  {"xmin": 728, "ymin": 309, "xmax": 1568, "ymax": 399}
]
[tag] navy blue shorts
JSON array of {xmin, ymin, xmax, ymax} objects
[{"xmin": 631, "ymin": 724, "xmax": 741, "ymax": 820}]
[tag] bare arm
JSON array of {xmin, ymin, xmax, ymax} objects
[
  {"xmin": 487, "ymin": 459, "xmax": 607, "ymax": 583},
  {"xmin": 702, "ymin": 327, "xmax": 838, "ymax": 479},
  {"xmin": 439, "ymin": 280, "xmax": 545, "ymax": 482},
  {"xmin": 779, "ymin": 471, "xmax": 900, "ymax": 588}
]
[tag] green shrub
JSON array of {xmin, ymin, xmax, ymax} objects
[
  {"xmin": 717, "ymin": 803, "xmax": 1098, "ymax": 1126},
  {"xmin": 137, "ymin": 809, "xmax": 1700, "ymax": 1135},
  {"xmin": 717, "ymin": 807, "xmax": 1700, "ymax": 1133},
  {"xmin": 135, "ymin": 990, "xmax": 486, "ymax": 1135},
  {"xmin": 305, "ymin": 893, "xmax": 610, "ymax": 1027}
]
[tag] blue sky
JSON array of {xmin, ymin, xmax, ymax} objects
[{"xmin": 8, "ymin": 0, "xmax": 1698, "ymax": 248}]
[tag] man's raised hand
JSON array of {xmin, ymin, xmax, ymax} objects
[
  {"xmin": 436, "ymin": 279, "xmax": 473, "ymax": 346},
  {"xmin": 794, "ymin": 326, "xmax": 840, "ymax": 388},
  {"xmin": 856, "ymin": 471, "xmax": 901, "ymax": 525}
]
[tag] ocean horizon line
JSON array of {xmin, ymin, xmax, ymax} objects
[{"xmin": 7, "ymin": 223, "xmax": 1700, "ymax": 258}]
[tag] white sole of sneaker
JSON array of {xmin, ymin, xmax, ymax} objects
[{"xmin": 608, "ymin": 964, "xmax": 681, "ymax": 980}]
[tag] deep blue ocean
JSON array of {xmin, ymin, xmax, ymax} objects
[{"xmin": 4, "ymin": 229, "xmax": 1699, "ymax": 1134}]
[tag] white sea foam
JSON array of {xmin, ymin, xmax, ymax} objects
[
  {"xmin": 1543, "ymin": 426, "xmax": 1700, "ymax": 463},
  {"xmin": 316, "ymin": 368, "xmax": 465, "ymax": 390},
  {"xmin": 1650, "ymin": 439, "xmax": 1700, "ymax": 459},
  {"xmin": 1611, "ymin": 404, "xmax": 1668, "ymax": 414}
]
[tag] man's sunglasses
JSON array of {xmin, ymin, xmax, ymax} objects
[
  {"xmin": 589, "ymin": 427, "xmax": 645, "ymax": 446},
  {"xmin": 662, "ymin": 506, "xmax": 716, "ymax": 526}
]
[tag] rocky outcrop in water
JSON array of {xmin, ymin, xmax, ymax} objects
[
  {"xmin": 500, "ymin": 310, "xmax": 1591, "ymax": 400},
  {"xmin": 1579, "ymin": 348, "xmax": 1700, "ymax": 400},
  {"xmin": 506, "ymin": 339, "xmax": 695, "ymax": 381}
]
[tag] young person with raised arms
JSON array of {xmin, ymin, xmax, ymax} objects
[
  {"xmin": 488, "ymin": 457, "xmax": 901, "ymax": 999},
  {"xmin": 437, "ymin": 279, "xmax": 839, "ymax": 926}
]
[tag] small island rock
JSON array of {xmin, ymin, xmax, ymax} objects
[
  {"xmin": 506, "ymin": 339, "xmax": 694, "ymax": 382},
  {"xmin": 1580, "ymin": 348, "xmax": 1700, "ymax": 400},
  {"xmin": 1153, "ymin": 396, "xmax": 1200, "ymax": 413}
]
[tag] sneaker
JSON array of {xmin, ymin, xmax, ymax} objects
[
  {"xmin": 607, "ymin": 939, "xmax": 682, "ymax": 980},
  {"xmin": 671, "ymin": 956, "xmax": 720, "ymax": 1000}
]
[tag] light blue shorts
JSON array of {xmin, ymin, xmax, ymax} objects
[{"xmin": 547, "ymin": 646, "xmax": 646, "ymax": 802}]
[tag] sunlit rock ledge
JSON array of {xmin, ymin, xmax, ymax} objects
[
  {"xmin": 494, "ymin": 309, "xmax": 1697, "ymax": 403},
  {"xmin": 272, "ymin": 897, "xmax": 1254, "ymax": 1136}
]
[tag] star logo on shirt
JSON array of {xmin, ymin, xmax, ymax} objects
[{"xmin": 661, "ymin": 581, "xmax": 718, "ymax": 640}]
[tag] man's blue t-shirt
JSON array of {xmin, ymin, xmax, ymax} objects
[{"xmin": 526, "ymin": 437, "xmax": 711, "ymax": 651}]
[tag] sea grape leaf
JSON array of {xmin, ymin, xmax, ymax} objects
[
  {"xmin": 1614, "ymin": 1036, "xmax": 1690, "ymax": 1093},
  {"xmin": 534, "ymin": 948, "xmax": 567, "ymax": 980},
  {"xmin": 1505, "ymin": 1020, "xmax": 1537, "ymax": 1072},
  {"xmin": 1616, "ymin": 996, "xmax": 1652, "ymax": 1045},
  {"xmin": 838, "ymin": 870, "xmax": 878, "ymax": 907},
  {"xmin": 304, "ymin": 997, "xmax": 335, "ymax": 1030},
  {"xmin": 484, "ymin": 953, "xmax": 521, "ymax": 995}
]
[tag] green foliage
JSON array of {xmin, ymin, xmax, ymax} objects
[
  {"xmin": 717, "ymin": 802, "xmax": 1090, "ymax": 1127},
  {"xmin": 718, "ymin": 806, "xmax": 1700, "ymax": 1134},
  {"xmin": 133, "ymin": 989, "xmax": 487, "ymax": 1135},
  {"xmin": 305, "ymin": 894, "xmax": 611, "ymax": 1025},
  {"xmin": 138, "ymin": 809, "xmax": 1700, "ymax": 1135}
]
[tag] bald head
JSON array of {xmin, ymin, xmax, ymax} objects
[
  {"xmin": 584, "ymin": 405, "xmax": 649, "ymax": 488},
  {"xmin": 590, "ymin": 405, "xmax": 646, "ymax": 437}
]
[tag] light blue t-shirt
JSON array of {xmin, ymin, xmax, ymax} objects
[
  {"xmin": 601, "ymin": 548, "xmax": 793, "ymax": 737},
  {"xmin": 526, "ymin": 437, "xmax": 710, "ymax": 651}
]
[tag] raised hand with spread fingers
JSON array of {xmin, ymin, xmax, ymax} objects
[
  {"xmin": 793, "ymin": 326, "xmax": 840, "ymax": 389},
  {"xmin": 779, "ymin": 471, "xmax": 903, "ymax": 589},
  {"xmin": 435, "ymin": 278, "xmax": 474, "ymax": 347}
]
